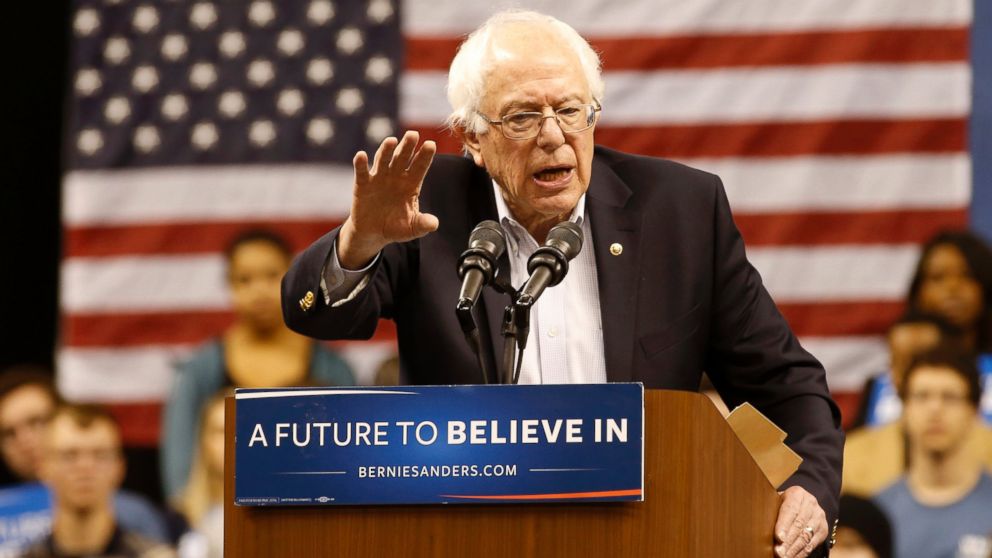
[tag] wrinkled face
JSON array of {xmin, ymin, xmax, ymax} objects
[
  {"xmin": 228, "ymin": 241, "xmax": 291, "ymax": 332},
  {"xmin": 202, "ymin": 399, "xmax": 226, "ymax": 477},
  {"xmin": 41, "ymin": 416, "xmax": 124, "ymax": 512},
  {"xmin": 915, "ymin": 245, "xmax": 984, "ymax": 332},
  {"xmin": 0, "ymin": 385, "xmax": 56, "ymax": 481},
  {"xmin": 902, "ymin": 365, "xmax": 976, "ymax": 456},
  {"xmin": 464, "ymin": 25, "xmax": 597, "ymax": 234},
  {"xmin": 888, "ymin": 323, "xmax": 941, "ymax": 390}
]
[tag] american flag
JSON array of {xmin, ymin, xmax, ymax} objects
[{"xmin": 60, "ymin": 0, "xmax": 972, "ymax": 444}]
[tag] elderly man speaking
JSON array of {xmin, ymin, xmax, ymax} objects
[{"xmin": 282, "ymin": 10, "xmax": 842, "ymax": 558}]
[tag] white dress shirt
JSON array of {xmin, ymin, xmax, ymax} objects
[{"xmin": 321, "ymin": 183, "xmax": 608, "ymax": 385}]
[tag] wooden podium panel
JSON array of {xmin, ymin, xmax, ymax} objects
[{"xmin": 224, "ymin": 390, "xmax": 779, "ymax": 557}]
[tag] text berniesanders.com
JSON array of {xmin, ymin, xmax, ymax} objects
[{"xmin": 358, "ymin": 464, "xmax": 518, "ymax": 478}]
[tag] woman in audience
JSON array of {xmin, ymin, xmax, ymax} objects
[
  {"xmin": 906, "ymin": 230, "xmax": 992, "ymax": 422},
  {"xmin": 161, "ymin": 229, "xmax": 354, "ymax": 499},
  {"xmin": 176, "ymin": 394, "xmax": 226, "ymax": 558}
]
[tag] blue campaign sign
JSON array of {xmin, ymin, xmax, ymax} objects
[
  {"xmin": 235, "ymin": 384, "xmax": 643, "ymax": 506},
  {"xmin": 0, "ymin": 484, "xmax": 52, "ymax": 557}
]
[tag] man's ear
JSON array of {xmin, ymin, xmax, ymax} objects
[{"xmin": 457, "ymin": 127, "xmax": 486, "ymax": 168}]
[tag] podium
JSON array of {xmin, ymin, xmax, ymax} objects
[{"xmin": 224, "ymin": 390, "xmax": 780, "ymax": 557}]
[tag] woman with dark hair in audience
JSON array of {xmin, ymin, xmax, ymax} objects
[
  {"xmin": 161, "ymin": 229, "xmax": 354, "ymax": 499},
  {"xmin": 906, "ymin": 230, "xmax": 992, "ymax": 422}
]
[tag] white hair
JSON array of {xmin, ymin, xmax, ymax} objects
[{"xmin": 444, "ymin": 10, "xmax": 605, "ymax": 136}]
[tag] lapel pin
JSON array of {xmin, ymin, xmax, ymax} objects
[{"xmin": 609, "ymin": 243, "xmax": 623, "ymax": 256}]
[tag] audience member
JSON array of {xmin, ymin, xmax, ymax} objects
[
  {"xmin": 0, "ymin": 367, "xmax": 170, "ymax": 543},
  {"xmin": 853, "ymin": 311, "xmax": 962, "ymax": 429},
  {"xmin": 874, "ymin": 348, "xmax": 992, "ymax": 558},
  {"xmin": 22, "ymin": 404, "xmax": 175, "ymax": 557},
  {"xmin": 175, "ymin": 394, "xmax": 226, "ymax": 558},
  {"xmin": 373, "ymin": 355, "xmax": 401, "ymax": 386},
  {"xmin": 161, "ymin": 229, "xmax": 355, "ymax": 499},
  {"xmin": 907, "ymin": 230, "xmax": 992, "ymax": 421},
  {"xmin": 832, "ymin": 494, "xmax": 892, "ymax": 558}
]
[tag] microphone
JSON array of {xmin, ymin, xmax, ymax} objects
[
  {"xmin": 456, "ymin": 220, "xmax": 507, "ymax": 312},
  {"xmin": 517, "ymin": 221, "xmax": 583, "ymax": 306}
]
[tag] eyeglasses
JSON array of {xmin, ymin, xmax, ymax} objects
[{"xmin": 478, "ymin": 102, "xmax": 601, "ymax": 140}]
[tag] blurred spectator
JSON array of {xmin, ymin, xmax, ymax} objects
[
  {"xmin": 874, "ymin": 348, "xmax": 992, "ymax": 558},
  {"xmin": 0, "ymin": 366, "xmax": 60, "ymax": 484},
  {"xmin": 906, "ymin": 230, "xmax": 992, "ymax": 422},
  {"xmin": 161, "ymin": 229, "xmax": 354, "ymax": 499},
  {"xmin": 373, "ymin": 355, "xmax": 401, "ymax": 386},
  {"xmin": 174, "ymin": 394, "xmax": 226, "ymax": 558},
  {"xmin": 0, "ymin": 367, "xmax": 170, "ymax": 543},
  {"xmin": 22, "ymin": 404, "xmax": 174, "ymax": 557},
  {"xmin": 832, "ymin": 494, "xmax": 892, "ymax": 558},
  {"xmin": 852, "ymin": 311, "xmax": 963, "ymax": 429}
]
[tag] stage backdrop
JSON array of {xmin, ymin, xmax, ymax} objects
[{"xmin": 59, "ymin": 0, "xmax": 976, "ymax": 443}]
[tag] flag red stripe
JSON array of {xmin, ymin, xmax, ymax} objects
[
  {"xmin": 106, "ymin": 402, "xmax": 163, "ymax": 447},
  {"xmin": 64, "ymin": 207, "xmax": 964, "ymax": 261},
  {"xmin": 66, "ymin": 302, "xmax": 896, "ymax": 348},
  {"xmin": 777, "ymin": 301, "xmax": 905, "ymax": 339},
  {"xmin": 405, "ymin": 118, "xmax": 966, "ymax": 158},
  {"xmin": 406, "ymin": 27, "xmax": 968, "ymax": 71},
  {"xmin": 65, "ymin": 312, "xmax": 398, "ymax": 347},
  {"xmin": 64, "ymin": 220, "xmax": 344, "ymax": 258},
  {"xmin": 736, "ymin": 208, "xmax": 968, "ymax": 247}
]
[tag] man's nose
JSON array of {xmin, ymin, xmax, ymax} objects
[{"xmin": 535, "ymin": 113, "xmax": 565, "ymax": 150}]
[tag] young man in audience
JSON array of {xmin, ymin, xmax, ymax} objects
[
  {"xmin": 873, "ymin": 348, "xmax": 992, "ymax": 558},
  {"xmin": 843, "ymin": 315, "xmax": 992, "ymax": 496},
  {"xmin": 22, "ymin": 404, "xmax": 175, "ymax": 557},
  {"xmin": 0, "ymin": 368, "xmax": 171, "ymax": 543}
]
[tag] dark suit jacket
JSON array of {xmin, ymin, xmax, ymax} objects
[{"xmin": 282, "ymin": 145, "xmax": 844, "ymax": 530}]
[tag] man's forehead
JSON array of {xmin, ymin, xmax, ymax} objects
[
  {"xmin": 0, "ymin": 385, "xmax": 55, "ymax": 419},
  {"xmin": 907, "ymin": 366, "xmax": 967, "ymax": 390},
  {"xmin": 48, "ymin": 416, "xmax": 120, "ymax": 446}
]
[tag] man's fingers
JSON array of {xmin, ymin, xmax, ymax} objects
[
  {"xmin": 799, "ymin": 515, "xmax": 828, "ymax": 558},
  {"xmin": 353, "ymin": 151, "xmax": 370, "ymax": 186},
  {"xmin": 371, "ymin": 136, "xmax": 398, "ymax": 175},
  {"xmin": 783, "ymin": 494, "xmax": 815, "ymax": 552},
  {"xmin": 774, "ymin": 489, "xmax": 803, "ymax": 543},
  {"xmin": 390, "ymin": 131, "xmax": 420, "ymax": 171},
  {"xmin": 409, "ymin": 213, "xmax": 439, "ymax": 238},
  {"xmin": 407, "ymin": 140, "xmax": 437, "ymax": 184}
]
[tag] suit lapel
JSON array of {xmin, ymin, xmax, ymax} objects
[{"xmin": 587, "ymin": 157, "xmax": 640, "ymax": 383}]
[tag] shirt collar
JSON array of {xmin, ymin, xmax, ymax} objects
[{"xmin": 491, "ymin": 180, "xmax": 586, "ymax": 238}]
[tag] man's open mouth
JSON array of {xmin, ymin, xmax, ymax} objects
[{"xmin": 532, "ymin": 166, "xmax": 574, "ymax": 186}]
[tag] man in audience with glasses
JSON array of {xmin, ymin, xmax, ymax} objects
[{"xmin": 282, "ymin": 10, "xmax": 842, "ymax": 557}]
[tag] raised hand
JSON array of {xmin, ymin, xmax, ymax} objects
[{"xmin": 337, "ymin": 131, "xmax": 439, "ymax": 269}]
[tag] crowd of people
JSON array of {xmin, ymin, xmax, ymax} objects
[
  {"xmin": 1, "ymin": 231, "xmax": 991, "ymax": 557},
  {"xmin": 0, "ymin": 230, "xmax": 365, "ymax": 557}
]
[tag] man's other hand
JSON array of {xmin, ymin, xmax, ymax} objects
[{"xmin": 774, "ymin": 486, "xmax": 827, "ymax": 558}]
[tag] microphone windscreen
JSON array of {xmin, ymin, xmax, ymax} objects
[
  {"xmin": 546, "ymin": 221, "xmax": 583, "ymax": 259},
  {"xmin": 469, "ymin": 220, "xmax": 506, "ymax": 258}
]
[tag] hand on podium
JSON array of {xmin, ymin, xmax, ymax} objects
[{"xmin": 774, "ymin": 486, "xmax": 827, "ymax": 558}]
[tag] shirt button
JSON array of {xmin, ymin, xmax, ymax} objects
[{"xmin": 548, "ymin": 327, "xmax": 558, "ymax": 338}]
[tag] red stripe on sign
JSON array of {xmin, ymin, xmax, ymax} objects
[
  {"xmin": 65, "ymin": 312, "xmax": 398, "ymax": 347},
  {"xmin": 65, "ymin": 220, "xmax": 344, "ymax": 258},
  {"xmin": 106, "ymin": 402, "xmax": 163, "ymax": 446},
  {"xmin": 441, "ymin": 488, "xmax": 642, "ymax": 500},
  {"xmin": 406, "ymin": 119, "xmax": 966, "ymax": 159},
  {"xmin": 594, "ymin": 119, "xmax": 966, "ymax": 159},
  {"xmin": 406, "ymin": 27, "xmax": 968, "ymax": 71},
  {"xmin": 778, "ymin": 301, "xmax": 905, "ymax": 338},
  {"xmin": 736, "ymin": 208, "xmax": 968, "ymax": 247}
]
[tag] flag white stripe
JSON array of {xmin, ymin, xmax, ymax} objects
[
  {"xmin": 62, "ymin": 155, "xmax": 969, "ymax": 228},
  {"xmin": 56, "ymin": 336, "xmax": 877, "ymax": 401},
  {"xmin": 799, "ymin": 336, "xmax": 888, "ymax": 391},
  {"xmin": 62, "ymin": 245, "xmax": 918, "ymax": 313},
  {"xmin": 401, "ymin": 64, "xmax": 970, "ymax": 125},
  {"xmin": 403, "ymin": 0, "xmax": 970, "ymax": 36},
  {"xmin": 748, "ymin": 245, "xmax": 918, "ymax": 302},
  {"xmin": 57, "ymin": 342, "xmax": 397, "ymax": 402},
  {"xmin": 63, "ymin": 165, "xmax": 355, "ymax": 227},
  {"xmin": 687, "ymin": 154, "xmax": 971, "ymax": 213}
]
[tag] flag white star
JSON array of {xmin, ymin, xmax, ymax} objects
[
  {"xmin": 161, "ymin": 34, "xmax": 189, "ymax": 62},
  {"xmin": 132, "ymin": 5, "xmax": 159, "ymax": 33},
  {"xmin": 190, "ymin": 2, "xmax": 218, "ymax": 30},
  {"xmin": 161, "ymin": 94, "xmax": 189, "ymax": 121},
  {"xmin": 104, "ymin": 37, "xmax": 131, "ymax": 65},
  {"xmin": 104, "ymin": 96, "xmax": 131, "ymax": 124},
  {"xmin": 219, "ymin": 31, "xmax": 246, "ymax": 58},
  {"xmin": 247, "ymin": 59, "xmax": 275, "ymax": 87},
  {"xmin": 366, "ymin": 116, "xmax": 393, "ymax": 142},
  {"xmin": 307, "ymin": 0, "xmax": 334, "ymax": 25},
  {"xmin": 191, "ymin": 122, "xmax": 219, "ymax": 150},
  {"xmin": 248, "ymin": 1, "xmax": 276, "ymax": 27},
  {"xmin": 277, "ymin": 89, "xmax": 305, "ymax": 116},
  {"xmin": 365, "ymin": 56, "xmax": 393, "ymax": 84},
  {"xmin": 78, "ymin": 129, "xmax": 104, "ymax": 155},
  {"xmin": 250, "ymin": 120, "xmax": 277, "ymax": 147},
  {"xmin": 306, "ymin": 58, "xmax": 334, "ymax": 85},
  {"xmin": 278, "ymin": 29, "xmax": 305, "ymax": 56},
  {"xmin": 75, "ymin": 69, "xmax": 102, "ymax": 97},
  {"xmin": 367, "ymin": 0, "xmax": 394, "ymax": 23},
  {"xmin": 74, "ymin": 8, "xmax": 100, "ymax": 37},
  {"xmin": 190, "ymin": 62, "xmax": 218, "ymax": 90},
  {"xmin": 337, "ymin": 27, "xmax": 364, "ymax": 55},
  {"xmin": 132, "ymin": 65, "xmax": 159, "ymax": 93},
  {"xmin": 307, "ymin": 118, "xmax": 334, "ymax": 145},
  {"xmin": 336, "ymin": 88, "xmax": 363, "ymax": 114},
  {"xmin": 133, "ymin": 125, "xmax": 161, "ymax": 153}
]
